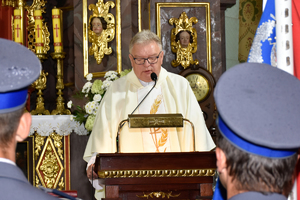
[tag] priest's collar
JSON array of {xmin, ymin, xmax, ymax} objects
[
  {"xmin": 127, "ymin": 67, "xmax": 167, "ymax": 88},
  {"xmin": 139, "ymin": 79, "xmax": 155, "ymax": 87}
]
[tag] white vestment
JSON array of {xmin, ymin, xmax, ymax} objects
[{"xmin": 83, "ymin": 67, "xmax": 215, "ymax": 199}]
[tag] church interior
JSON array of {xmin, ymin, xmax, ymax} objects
[{"xmin": 0, "ymin": 0, "xmax": 262, "ymax": 199}]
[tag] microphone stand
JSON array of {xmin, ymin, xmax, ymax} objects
[
  {"xmin": 116, "ymin": 73, "xmax": 157, "ymax": 153},
  {"xmin": 131, "ymin": 81, "xmax": 157, "ymax": 114}
]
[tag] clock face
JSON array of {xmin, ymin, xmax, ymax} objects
[{"xmin": 186, "ymin": 73, "xmax": 210, "ymax": 102}]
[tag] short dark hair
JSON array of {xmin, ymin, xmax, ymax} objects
[
  {"xmin": 90, "ymin": 17, "xmax": 107, "ymax": 30},
  {"xmin": 217, "ymin": 131, "xmax": 297, "ymax": 196},
  {"xmin": 0, "ymin": 108, "xmax": 23, "ymax": 150},
  {"xmin": 175, "ymin": 30, "xmax": 193, "ymax": 44}
]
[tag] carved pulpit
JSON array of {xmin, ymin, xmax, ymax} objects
[
  {"xmin": 95, "ymin": 152, "xmax": 216, "ymax": 200},
  {"xmin": 94, "ymin": 113, "xmax": 216, "ymax": 200}
]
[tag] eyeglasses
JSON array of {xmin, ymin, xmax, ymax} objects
[{"xmin": 130, "ymin": 51, "xmax": 162, "ymax": 65}]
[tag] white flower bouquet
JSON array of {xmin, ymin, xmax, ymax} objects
[{"xmin": 68, "ymin": 69, "xmax": 131, "ymax": 133}]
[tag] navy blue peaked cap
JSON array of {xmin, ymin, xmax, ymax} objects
[
  {"xmin": 214, "ymin": 63, "xmax": 300, "ymax": 158},
  {"xmin": 0, "ymin": 38, "xmax": 41, "ymax": 113}
]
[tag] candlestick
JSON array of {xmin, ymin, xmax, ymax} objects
[
  {"xmin": 13, "ymin": 9, "xmax": 23, "ymax": 45},
  {"xmin": 30, "ymin": 70, "xmax": 50, "ymax": 115},
  {"xmin": 51, "ymin": 52, "xmax": 71, "ymax": 115},
  {"xmin": 52, "ymin": 8, "xmax": 63, "ymax": 53},
  {"xmin": 34, "ymin": 9, "xmax": 43, "ymax": 53}
]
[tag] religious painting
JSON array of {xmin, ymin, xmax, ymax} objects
[
  {"xmin": 137, "ymin": 2, "xmax": 212, "ymax": 75},
  {"xmin": 16, "ymin": 136, "xmax": 33, "ymax": 184},
  {"xmin": 83, "ymin": 0, "xmax": 122, "ymax": 78}
]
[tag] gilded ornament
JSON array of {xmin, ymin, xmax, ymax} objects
[
  {"xmin": 169, "ymin": 12, "xmax": 199, "ymax": 69},
  {"xmin": 24, "ymin": 0, "xmax": 47, "ymax": 52},
  {"xmin": 2, "ymin": 0, "xmax": 16, "ymax": 7},
  {"xmin": 36, "ymin": 138, "xmax": 64, "ymax": 189},
  {"xmin": 137, "ymin": 191, "xmax": 181, "ymax": 199},
  {"xmin": 35, "ymin": 175, "xmax": 40, "ymax": 186},
  {"xmin": 98, "ymin": 168, "xmax": 215, "ymax": 179},
  {"xmin": 40, "ymin": 145, "xmax": 60, "ymax": 188},
  {"xmin": 88, "ymin": 0, "xmax": 115, "ymax": 64},
  {"xmin": 34, "ymin": 131, "xmax": 46, "ymax": 160},
  {"xmin": 50, "ymin": 132, "xmax": 63, "ymax": 160},
  {"xmin": 59, "ymin": 177, "xmax": 65, "ymax": 190},
  {"xmin": 40, "ymin": 22, "xmax": 50, "ymax": 54}
]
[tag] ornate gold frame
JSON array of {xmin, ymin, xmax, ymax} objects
[
  {"xmin": 83, "ymin": 0, "xmax": 122, "ymax": 78},
  {"xmin": 152, "ymin": 2, "xmax": 212, "ymax": 73}
]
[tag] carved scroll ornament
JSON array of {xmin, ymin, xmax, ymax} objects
[
  {"xmin": 169, "ymin": 12, "xmax": 199, "ymax": 69},
  {"xmin": 88, "ymin": 0, "xmax": 115, "ymax": 65}
]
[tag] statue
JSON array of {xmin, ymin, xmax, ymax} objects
[
  {"xmin": 169, "ymin": 12, "xmax": 199, "ymax": 69},
  {"xmin": 88, "ymin": 0, "xmax": 115, "ymax": 65}
]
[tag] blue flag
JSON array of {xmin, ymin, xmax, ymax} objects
[{"xmin": 248, "ymin": 0, "xmax": 276, "ymax": 66}]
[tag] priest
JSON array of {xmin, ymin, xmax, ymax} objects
[{"xmin": 83, "ymin": 30, "xmax": 215, "ymax": 199}]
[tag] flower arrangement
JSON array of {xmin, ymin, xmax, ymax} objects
[{"xmin": 68, "ymin": 69, "xmax": 131, "ymax": 133}]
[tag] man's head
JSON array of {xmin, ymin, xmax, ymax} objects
[
  {"xmin": 216, "ymin": 132, "xmax": 297, "ymax": 197},
  {"xmin": 129, "ymin": 30, "xmax": 164, "ymax": 82},
  {"xmin": 0, "ymin": 38, "xmax": 41, "ymax": 161},
  {"xmin": 214, "ymin": 63, "xmax": 300, "ymax": 198}
]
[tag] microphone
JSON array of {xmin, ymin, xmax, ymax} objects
[
  {"xmin": 151, "ymin": 72, "xmax": 157, "ymax": 82},
  {"xmin": 131, "ymin": 72, "xmax": 157, "ymax": 114},
  {"xmin": 116, "ymin": 72, "xmax": 157, "ymax": 152}
]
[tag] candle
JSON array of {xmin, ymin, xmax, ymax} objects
[
  {"xmin": 34, "ymin": 9, "xmax": 43, "ymax": 53},
  {"xmin": 52, "ymin": 8, "xmax": 62, "ymax": 53},
  {"xmin": 13, "ymin": 9, "xmax": 23, "ymax": 45}
]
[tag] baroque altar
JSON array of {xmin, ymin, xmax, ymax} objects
[{"xmin": 17, "ymin": 115, "xmax": 87, "ymax": 192}]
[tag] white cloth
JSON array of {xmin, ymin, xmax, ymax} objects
[
  {"xmin": 83, "ymin": 67, "xmax": 216, "ymax": 199},
  {"xmin": 30, "ymin": 115, "xmax": 88, "ymax": 136}
]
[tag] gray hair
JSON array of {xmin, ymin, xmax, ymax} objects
[{"xmin": 129, "ymin": 30, "xmax": 162, "ymax": 53}]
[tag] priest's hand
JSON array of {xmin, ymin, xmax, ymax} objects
[{"xmin": 87, "ymin": 164, "xmax": 98, "ymax": 179}]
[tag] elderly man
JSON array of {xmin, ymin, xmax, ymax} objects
[
  {"xmin": 213, "ymin": 63, "xmax": 300, "ymax": 200},
  {"xmin": 84, "ymin": 30, "xmax": 215, "ymax": 199},
  {"xmin": 0, "ymin": 38, "xmax": 57, "ymax": 199}
]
